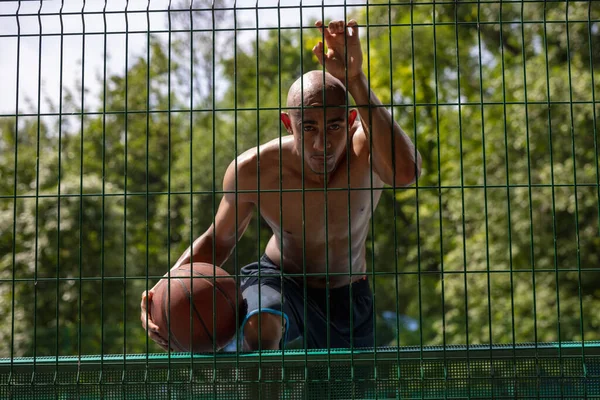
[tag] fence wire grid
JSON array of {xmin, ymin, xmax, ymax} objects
[{"xmin": 0, "ymin": 0, "xmax": 600, "ymax": 399}]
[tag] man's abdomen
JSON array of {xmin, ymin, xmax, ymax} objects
[{"xmin": 265, "ymin": 235, "xmax": 367, "ymax": 288}]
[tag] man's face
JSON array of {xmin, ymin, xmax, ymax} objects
[{"xmin": 283, "ymin": 105, "xmax": 357, "ymax": 175}]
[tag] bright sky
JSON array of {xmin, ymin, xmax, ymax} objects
[{"xmin": 0, "ymin": 0, "xmax": 364, "ymax": 115}]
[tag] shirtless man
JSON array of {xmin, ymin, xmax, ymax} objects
[{"xmin": 140, "ymin": 19, "xmax": 421, "ymax": 351}]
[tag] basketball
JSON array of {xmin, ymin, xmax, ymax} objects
[{"xmin": 150, "ymin": 263, "xmax": 244, "ymax": 353}]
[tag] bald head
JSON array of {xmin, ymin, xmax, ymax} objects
[
  {"xmin": 286, "ymin": 71, "xmax": 347, "ymax": 112},
  {"xmin": 280, "ymin": 70, "xmax": 359, "ymax": 174}
]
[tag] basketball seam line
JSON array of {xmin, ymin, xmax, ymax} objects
[
  {"xmin": 161, "ymin": 281, "xmax": 187, "ymax": 353},
  {"xmin": 177, "ymin": 268, "xmax": 238, "ymax": 317},
  {"xmin": 176, "ymin": 277, "xmax": 215, "ymax": 347}
]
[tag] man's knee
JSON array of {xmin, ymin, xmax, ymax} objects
[{"xmin": 243, "ymin": 312, "xmax": 286, "ymax": 351}]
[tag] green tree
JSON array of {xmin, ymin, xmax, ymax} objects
[
  {"xmin": 2, "ymin": 2, "xmax": 598, "ymax": 358},
  {"xmin": 363, "ymin": 1, "xmax": 600, "ymax": 345}
]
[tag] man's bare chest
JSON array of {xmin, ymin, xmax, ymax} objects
[{"xmin": 257, "ymin": 167, "xmax": 382, "ymax": 238}]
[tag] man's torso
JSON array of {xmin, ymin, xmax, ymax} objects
[{"xmin": 237, "ymin": 124, "xmax": 384, "ymax": 288}]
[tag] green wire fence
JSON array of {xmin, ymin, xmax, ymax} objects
[{"xmin": 1, "ymin": 0, "xmax": 599, "ymax": 398}]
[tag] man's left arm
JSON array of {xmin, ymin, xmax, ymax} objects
[
  {"xmin": 313, "ymin": 19, "xmax": 422, "ymax": 187},
  {"xmin": 347, "ymin": 73, "xmax": 422, "ymax": 187}
]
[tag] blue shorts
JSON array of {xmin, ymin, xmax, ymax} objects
[{"xmin": 240, "ymin": 255, "xmax": 374, "ymax": 349}]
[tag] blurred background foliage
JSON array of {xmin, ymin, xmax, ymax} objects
[{"xmin": 1, "ymin": 0, "xmax": 599, "ymax": 357}]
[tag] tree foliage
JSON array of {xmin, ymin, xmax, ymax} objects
[{"xmin": 0, "ymin": 2, "xmax": 598, "ymax": 357}]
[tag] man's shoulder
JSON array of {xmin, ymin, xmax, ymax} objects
[
  {"xmin": 224, "ymin": 136, "xmax": 295, "ymax": 190},
  {"xmin": 258, "ymin": 136, "xmax": 296, "ymax": 159},
  {"xmin": 350, "ymin": 121, "xmax": 386, "ymax": 187},
  {"xmin": 236, "ymin": 136, "xmax": 294, "ymax": 168},
  {"xmin": 224, "ymin": 147, "xmax": 258, "ymax": 190},
  {"xmin": 351, "ymin": 120, "xmax": 369, "ymax": 156}
]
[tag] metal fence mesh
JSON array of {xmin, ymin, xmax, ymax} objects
[
  {"xmin": 3, "ymin": 344, "xmax": 600, "ymax": 399},
  {"xmin": 0, "ymin": 0, "xmax": 599, "ymax": 398}
]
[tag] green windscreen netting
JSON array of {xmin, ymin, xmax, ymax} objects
[
  {"xmin": 2, "ymin": 344, "xmax": 600, "ymax": 399},
  {"xmin": 1, "ymin": 0, "xmax": 599, "ymax": 398}
]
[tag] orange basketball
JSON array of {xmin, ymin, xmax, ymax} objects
[{"xmin": 150, "ymin": 263, "xmax": 244, "ymax": 353}]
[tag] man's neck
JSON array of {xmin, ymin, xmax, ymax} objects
[{"xmin": 309, "ymin": 171, "xmax": 331, "ymax": 186}]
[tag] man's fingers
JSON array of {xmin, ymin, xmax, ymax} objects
[
  {"xmin": 151, "ymin": 331, "xmax": 167, "ymax": 344},
  {"xmin": 140, "ymin": 291, "xmax": 148, "ymax": 311},
  {"xmin": 327, "ymin": 20, "xmax": 336, "ymax": 34},
  {"xmin": 150, "ymin": 330, "xmax": 173, "ymax": 352},
  {"xmin": 151, "ymin": 333, "xmax": 170, "ymax": 351},
  {"xmin": 158, "ymin": 342, "xmax": 173, "ymax": 352},
  {"xmin": 315, "ymin": 20, "xmax": 333, "ymax": 41},
  {"xmin": 318, "ymin": 19, "xmax": 359, "ymax": 37},
  {"xmin": 140, "ymin": 290, "xmax": 160, "ymax": 332},
  {"xmin": 140, "ymin": 289, "xmax": 170, "ymax": 352},
  {"xmin": 348, "ymin": 19, "xmax": 359, "ymax": 38},
  {"xmin": 146, "ymin": 323, "xmax": 169, "ymax": 349},
  {"xmin": 312, "ymin": 41, "xmax": 325, "ymax": 66},
  {"xmin": 328, "ymin": 20, "xmax": 345, "ymax": 35},
  {"xmin": 147, "ymin": 319, "xmax": 160, "ymax": 332},
  {"xmin": 141, "ymin": 309, "xmax": 160, "ymax": 332},
  {"xmin": 313, "ymin": 42, "xmax": 340, "ymax": 68},
  {"xmin": 140, "ymin": 310, "xmax": 160, "ymax": 332}
]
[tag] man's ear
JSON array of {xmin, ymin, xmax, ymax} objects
[
  {"xmin": 348, "ymin": 109, "xmax": 358, "ymax": 127},
  {"xmin": 281, "ymin": 112, "xmax": 293, "ymax": 134}
]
